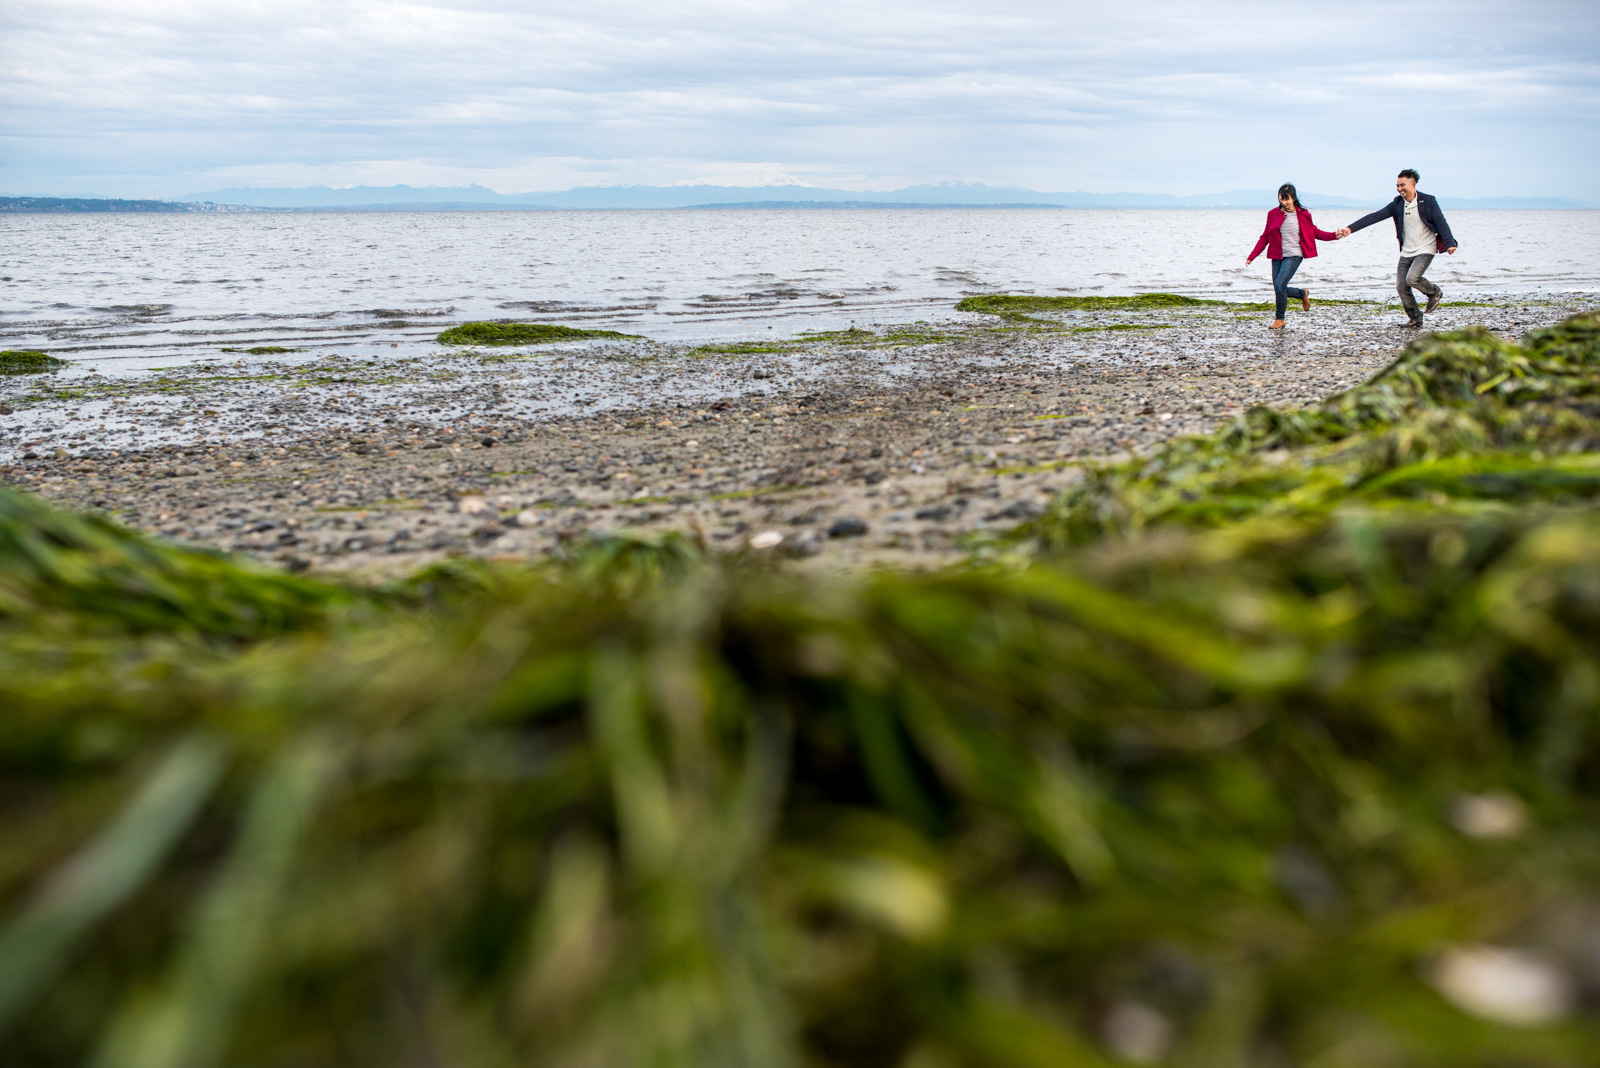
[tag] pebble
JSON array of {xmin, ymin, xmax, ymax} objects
[
  {"xmin": 1449, "ymin": 791, "xmax": 1528, "ymax": 839},
  {"xmin": 1430, "ymin": 946, "xmax": 1572, "ymax": 1025},
  {"xmin": 828, "ymin": 517, "xmax": 869, "ymax": 538},
  {"xmin": 1101, "ymin": 1002, "xmax": 1172, "ymax": 1065}
]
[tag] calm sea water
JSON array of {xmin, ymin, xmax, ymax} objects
[{"xmin": 4, "ymin": 208, "xmax": 1597, "ymax": 370}]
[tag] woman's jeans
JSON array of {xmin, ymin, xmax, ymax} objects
[{"xmin": 1271, "ymin": 256, "xmax": 1305, "ymax": 319}]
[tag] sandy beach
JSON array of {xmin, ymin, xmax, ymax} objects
[{"xmin": 2, "ymin": 294, "xmax": 1589, "ymax": 574}]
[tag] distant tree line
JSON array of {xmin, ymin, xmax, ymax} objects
[{"xmin": 0, "ymin": 197, "xmax": 260, "ymax": 213}]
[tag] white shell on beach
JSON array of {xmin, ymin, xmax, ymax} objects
[
  {"xmin": 1101, "ymin": 1001, "xmax": 1172, "ymax": 1064},
  {"xmin": 1430, "ymin": 945, "xmax": 1571, "ymax": 1025},
  {"xmin": 1449, "ymin": 791, "xmax": 1528, "ymax": 839},
  {"xmin": 748, "ymin": 530, "xmax": 783, "ymax": 550}
]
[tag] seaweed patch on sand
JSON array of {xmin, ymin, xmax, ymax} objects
[
  {"xmin": 687, "ymin": 326, "xmax": 959, "ymax": 358},
  {"xmin": 959, "ymin": 292, "xmax": 1378, "ymax": 324},
  {"xmin": 687, "ymin": 339, "xmax": 797, "ymax": 357},
  {"xmin": 1029, "ymin": 313, "xmax": 1600, "ymax": 543},
  {"xmin": 436, "ymin": 321, "xmax": 644, "ymax": 345},
  {"xmin": 0, "ymin": 350, "xmax": 66, "ymax": 375},
  {"xmin": 958, "ymin": 292, "xmax": 1228, "ymax": 319}
]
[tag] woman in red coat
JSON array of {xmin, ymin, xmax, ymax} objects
[{"xmin": 1246, "ymin": 183, "xmax": 1342, "ymax": 329}]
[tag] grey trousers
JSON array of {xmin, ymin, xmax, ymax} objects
[{"xmin": 1397, "ymin": 254, "xmax": 1439, "ymax": 320}]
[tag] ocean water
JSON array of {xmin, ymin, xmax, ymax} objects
[{"xmin": 3, "ymin": 208, "xmax": 1598, "ymax": 370}]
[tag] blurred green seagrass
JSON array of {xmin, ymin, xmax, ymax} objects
[
  {"xmin": 0, "ymin": 349, "xmax": 67, "ymax": 375},
  {"xmin": 0, "ymin": 316, "xmax": 1599, "ymax": 1066},
  {"xmin": 436, "ymin": 322, "xmax": 643, "ymax": 346},
  {"xmin": 0, "ymin": 489, "xmax": 355, "ymax": 640}
]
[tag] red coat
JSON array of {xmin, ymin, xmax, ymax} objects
[{"xmin": 1249, "ymin": 207, "xmax": 1339, "ymax": 260}]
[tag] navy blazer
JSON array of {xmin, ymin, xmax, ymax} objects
[{"xmin": 1348, "ymin": 192, "xmax": 1458, "ymax": 252}]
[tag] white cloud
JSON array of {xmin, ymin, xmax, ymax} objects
[{"xmin": 1, "ymin": 0, "xmax": 1596, "ymax": 198}]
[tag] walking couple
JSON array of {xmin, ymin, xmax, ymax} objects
[{"xmin": 1246, "ymin": 169, "xmax": 1459, "ymax": 329}]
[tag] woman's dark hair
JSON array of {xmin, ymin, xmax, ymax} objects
[
  {"xmin": 1277, "ymin": 183, "xmax": 1301, "ymax": 209},
  {"xmin": 1398, "ymin": 168, "xmax": 1420, "ymax": 182}
]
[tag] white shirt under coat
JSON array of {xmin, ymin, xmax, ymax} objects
[
  {"xmin": 1278, "ymin": 211, "xmax": 1302, "ymax": 259},
  {"xmin": 1400, "ymin": 196, "xmax": 1438, "ymax": 258}
]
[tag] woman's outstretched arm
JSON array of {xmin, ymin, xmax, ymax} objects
[{"xmin": 1246, "ymin": 214, "xmax": 1273, "ymax": 263}]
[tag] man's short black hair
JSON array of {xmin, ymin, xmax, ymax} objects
[{"xmin": 1398, "ymin": 168, "xmax": 1420, "ymax": 182}]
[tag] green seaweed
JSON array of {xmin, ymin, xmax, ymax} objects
[
  {"xmin": 687, "ymin": 340, "xmax": 797, "ymax": 357},
  {"xmin": 436, "ymin": 322, "xmax": 643, "ymax": 346},
  {"xmin": 794, "ymin": 326, "xmax": 877, "ymax": 343},
  {"xmin": 959, "ymin": 293, "xmax": 1376, "ymax": 322},
  {"xmin": 794, "ymin": 327, "xmax": 958, "ymax": 347},
  {"xmin": 1070, "ymin": 323, "xmax": 1178, "ymax": 333},
  {"xmin": 476, "ymin": 351, "xmax": 541, "ymax": 363},
  {"xmin": 2, "ymin": 481, "xmax": 1600, "ymax": 1063},
  {"xmin": 688, "ymin": 327, "xmax": 960, "ymax": 355},
  {"xmin": 0, "ymin": 350, "xmax": 67, "ymax": 375},
  {"xmin": 0, "ymin": 489, "xmax": 353, "ymax": 639},
  {"xmin": 1028, "ymin": 313, "xmax": 1600, "ymax": 544},
  {"xmin": 957, "ymin": 292, "xmax": 1226, "ymax": 321}
]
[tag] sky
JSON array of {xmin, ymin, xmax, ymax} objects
[{"xmin": 2, "ymin": 0, "xmax": 1597, "ymax": 200}]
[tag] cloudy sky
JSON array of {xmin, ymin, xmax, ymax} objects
[{"xmin": 3, "ymin": 0, "xmax": 1597, "ymax": 199}]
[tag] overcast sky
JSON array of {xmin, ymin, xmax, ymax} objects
[{"xmin": 3, "ymin": 0, "xmax": 1597, "ymax": 199}]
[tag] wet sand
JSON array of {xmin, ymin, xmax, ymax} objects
[{"xmin": 2, "ymin": 295, "xmax": 1589, "ymax": 574}]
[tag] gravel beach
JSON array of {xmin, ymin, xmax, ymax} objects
[{"xmin": 3, "ymin": 294, "xmax": 1590, "ymax": 574}]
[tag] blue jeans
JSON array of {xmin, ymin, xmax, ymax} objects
[{"xmin": 1271, "ymin": 257, "xmax": 1304, "ymax": 319}]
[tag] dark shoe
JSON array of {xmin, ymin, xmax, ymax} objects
[
  {"xmin": 1425, "ymin": 291, "xmax": 1442, "ymax": 314},
  {"xmin": 1403, "ymin": 318, "xmax": 1423, "ymax": 329},
  {"xmin": 1301, "ymin": 290, "xmax": 1311, "ymax": 312}
]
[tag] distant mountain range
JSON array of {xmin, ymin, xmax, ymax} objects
[{"xmin": 5, "ymin": 184, "xmax": 1592, "ymax": 212}]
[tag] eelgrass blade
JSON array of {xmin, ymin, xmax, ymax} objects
[
  {"xmin": 90, "ymin": 734, "xmax": 339, "ymax": 1068},
  {"xmin": 0, "ymin": 735, "xmax": 227, "ymax": 1035}
]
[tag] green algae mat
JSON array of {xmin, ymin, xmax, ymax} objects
[
  {"xmin": 0, "ymin": 349, "xmax": 66, "ymax": 375},
  {"xmin": 957, "ymin": 292, "xmax": 1373, "ymax": 321},
  {"xmin": 1030, "ymin": 313, "xmax": 1600, "ymax": 543},
  {"xmin": 436, "ymin": 321, "xmax": 643, "ymax": 345},
  {"xmin": 2, "ymin": 317, "xmax": 1599, "ymax": 1066}
]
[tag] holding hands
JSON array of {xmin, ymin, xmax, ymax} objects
[{"xmin": 1335, "ymin": 227, "xmax": 1351, "ymax": 238}]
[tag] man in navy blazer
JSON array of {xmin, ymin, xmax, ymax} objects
[{"xmin": 1336, "ymin": 169, "xmax": 1458, "ymax": 328}]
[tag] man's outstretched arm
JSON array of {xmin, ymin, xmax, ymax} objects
[{"xmin": 1339, "ymin": 205, "xmax": 1394, "ymax": 239}]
